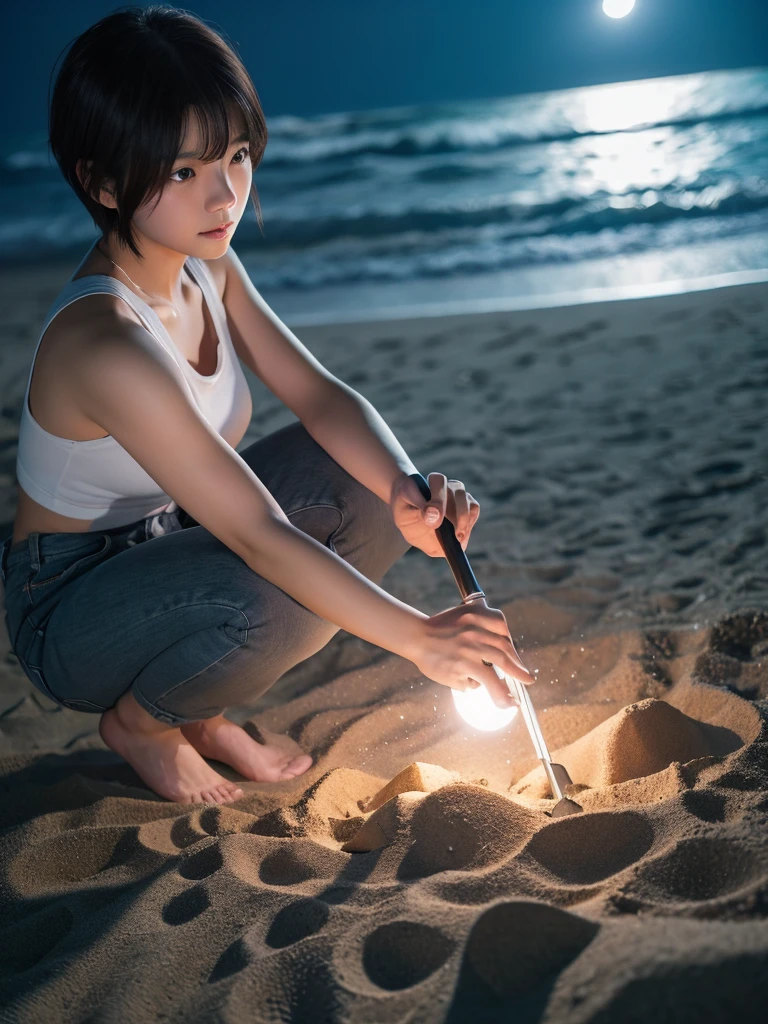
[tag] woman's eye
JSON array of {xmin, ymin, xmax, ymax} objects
[{"xmin": 170, "ymin": 146, "xmax": 250, "ymax": 182}]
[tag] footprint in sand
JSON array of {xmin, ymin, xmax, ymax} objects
[
  {"xmin": 265, "ymin": 897, "xmax": 329, "ymax": 949},
  {"xmin": 178, "ymin": 841, "xmax": 223, "ymax": 880},
  {"xmin": 522, "ymin": 810, "xmax": 655, "ymax": 886},
  {"xmin": 456, "ymin": 900, "xmax": 599, "ymax": 999},
  {"xmin": 198, "ymin": 804, "xmax": 254, "ymax": 837},
  {"xmin": 259, "ymin": 846, "xmax": 324, "ymax": 887},
  {"xmin": 148, "ymin": 814, "xmax": 209, "ymax": 852},
  {"xmin": 9, "ymin": 825, "xmax": 162, "ymax": 896},
  {"xmin": 620, "ymin": 836, "xmax": 768, "ymax": 909},
  {"xmin": 362, "ymin": 921, "xmax": 456, "ymax": 990},
  {"xmin": 209, "ymin": 937, "xmax": 251, "ymax": 983},
  {"xmin": 397, "ymin": 784, "xmax": 540, "ymax": 880},
  {"xmin": 681, "ymin": 789, "xmax": 728, "ymax": 823},
  {"xmin": 695, "ymin": 609, "xmax": 768, "ymax": 700},
  {"xmin": 139, "ymin": 806, "xmax": 252, "ymax": 855},
  {"xmin": 162, "ymin": 884, "xmax": 211, "ymax": 926}
]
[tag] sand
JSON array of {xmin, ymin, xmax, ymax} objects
[{"xmin": 1, "ymin": 263, "xmax": 768, "ymax": 1022}]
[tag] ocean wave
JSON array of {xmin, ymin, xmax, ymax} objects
[
  {"xmin": 244, "ymin": 209, "xmax": 768, "ymax": 292},
  {"xmin": 259, "ymin": 104, "xmax": 768, "ymax": 168},
  {"xmin": 253, "ymin": 186, "xmax": 768, "ymax": 248}
]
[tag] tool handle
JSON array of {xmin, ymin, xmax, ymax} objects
[{"xmin": 408, "ymin": 472, "xmax": 485, "ymax": 601}]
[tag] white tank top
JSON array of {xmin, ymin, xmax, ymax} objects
[{"xmin": 16, "ymin": 239, "xmax": 253, "ymax": 531}]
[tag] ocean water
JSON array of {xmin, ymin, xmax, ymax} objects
[{"xmin": 1, "ymin": 67, "xmax": 767, "ymax": 325}]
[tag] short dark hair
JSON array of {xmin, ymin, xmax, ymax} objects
[{"xmin": 48, "ymin": 5, "xmax": 268, "ymax": 260}]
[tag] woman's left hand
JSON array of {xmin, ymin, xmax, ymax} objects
[{"xmin": 390, "ymin": 472, "xmax": 480, "ymax": 558}]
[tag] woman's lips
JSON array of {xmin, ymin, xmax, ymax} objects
[{"xmin": 199, "ymin": 222, "xmax": 233, "ymax": 237}]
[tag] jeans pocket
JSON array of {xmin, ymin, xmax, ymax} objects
[{"xmin": 27, "ymin": 535, "xmax": 112, "ymax": 592}]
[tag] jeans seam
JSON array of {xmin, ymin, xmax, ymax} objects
[
  {"xmin": 131, "ymin": 605, "xmax": 251, "ymax": 721},
  {"xmin": 130, "ymin": 686, "xmax": 195, "ymax": 726},
  {"xmin": 288, "ymin": 501, "xmax": 344, "ymax": 550},
  {"xmin": 107, "ymin": 600, "xmax": 253, "ymax": 634}
]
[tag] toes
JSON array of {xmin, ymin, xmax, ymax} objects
[
  {"xmin": 199, "ymin": 788, "xmax": 232, "ymax": 804},
  {"xmin": 214, "ymin": 784, "xmax": 242, "ymax": 804}
]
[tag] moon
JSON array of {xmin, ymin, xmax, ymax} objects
[{"xmin": 603, "ymin": 0, "xmax": 636, "ymax": 17}]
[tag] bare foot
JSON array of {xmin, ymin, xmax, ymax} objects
[
  {"xmin": 249, "ymin": 723, "xmax": 307, "ymax": 760},
  {"xmin": 99, "ymin": 691, "xmax": 244, "ymax": 805},
  {"xmin": 181, "ymin": 714, "xmax": 313, "ymax": 782}
]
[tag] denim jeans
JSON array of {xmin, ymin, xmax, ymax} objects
[{"xmin": 0, "ymin": 421, "xmax": 410, "ymax": 726}]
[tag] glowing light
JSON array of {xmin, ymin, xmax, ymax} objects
[
  {"xmin": 452, "ymin": 674, "xmax": 518, "ymax": 732},
  {"xmin": 602, "ymin": 0, "xmax": 635, "ymax": 18}
]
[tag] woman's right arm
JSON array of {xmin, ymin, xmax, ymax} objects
[
  {"xmin": 78, "ymin": 328, "xmax": 532, "ymax": 704},
  {"xmin": 239, "ymin": 513, "xmax": 532, "ymax": 707}
]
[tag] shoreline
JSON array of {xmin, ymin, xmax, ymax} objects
[{"xmin": 282, "ymin": 265, "xmax": 768, "ymax": 328}]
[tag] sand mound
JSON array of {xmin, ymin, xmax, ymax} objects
[
  {"xmin": 341, "ymin": 791, "xmax": 424, "ymax": 853},
  {"xmin": 397, "ymin": 783, "xmax": 542, "ymax": 878},
  {"xmin": 511, "ymin": 697, "xmax": 745, "ymax": 804},
  {"xmin": 362, "ymin": 761, "xmax": 460, "ymax": 812}
]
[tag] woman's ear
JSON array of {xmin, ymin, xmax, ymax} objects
[{"xmin": 75, "ymin": 158, "xmax": 117, "ymax": 208}]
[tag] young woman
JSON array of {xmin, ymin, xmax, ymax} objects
[{"xmin": 0, "ymin": 6, "xmax": 531, "ymax": 806}]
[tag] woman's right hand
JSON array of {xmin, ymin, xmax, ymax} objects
[{"xmin": 406, "ymin": 601, "xmax": 534, "ymax": 708}]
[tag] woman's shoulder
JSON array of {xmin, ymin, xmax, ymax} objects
[{"xmin": 48, "ymin": 289, "xmax": 146, "ymax": 358}]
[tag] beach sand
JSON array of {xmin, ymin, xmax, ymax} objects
[{"xmin": 1, "ymin": 262, "xmax": 767, "ymax": 1021}]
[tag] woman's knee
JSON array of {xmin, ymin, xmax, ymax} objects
[
  {"xmin": 242, "ymin": 420, "xmax": 409, "ymax": 573},
  {"xmin": 333, "ymin": 478, "xmax": 411, "ymax": 579}
]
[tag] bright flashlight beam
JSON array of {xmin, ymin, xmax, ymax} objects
[
  {"xmin": 452, "ymin": 665, "xmax": 519, "ymax": 732},
  {"xmin": 603, "ymin": 0, "xmax": 636, "ymax": 18}
]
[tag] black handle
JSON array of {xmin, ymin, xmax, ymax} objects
[{"xmin": 408, "ymin": 472, "xmax": 485, "ymax": 602}]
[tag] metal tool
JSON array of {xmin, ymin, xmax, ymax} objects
[{"xmin": 409, "ymin": 472, "xmax": 583, "ymax": 817}]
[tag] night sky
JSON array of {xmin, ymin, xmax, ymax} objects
[{"xmin": 3, "ymin": 0, "xmax": 767, "ymax": 146}]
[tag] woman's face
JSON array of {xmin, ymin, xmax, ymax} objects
[{"xmin": 134, "ymin": 107, "xmax": 252, "ymax": 257}]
